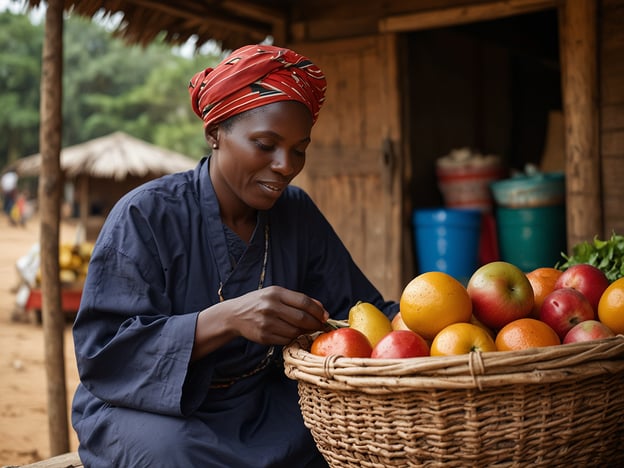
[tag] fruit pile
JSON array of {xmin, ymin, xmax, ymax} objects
[
  {"xmin": 36, "ymin": 242, "xmax": 95, "ymax": 286},
  {"xmin": 311, "ymin": 261, "xmax": 624, "ymax": 359}
]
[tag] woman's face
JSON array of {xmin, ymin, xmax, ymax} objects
[{"xmin": 210, "ymin": 100, "xmax": 314, "ymax": 215}]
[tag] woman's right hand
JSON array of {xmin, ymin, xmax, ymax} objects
[{"xmin": 192, "ymin": 286, "xmax": 329, "ymax": 361}]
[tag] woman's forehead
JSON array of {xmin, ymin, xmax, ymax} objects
[{"xmin": 227, "ymin": 101, "xmax": 313, "ymax": 133}]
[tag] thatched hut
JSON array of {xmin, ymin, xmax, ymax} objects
[{"xmin": 12, "ymin": 131, "xmax": 197, "ymax": 239}]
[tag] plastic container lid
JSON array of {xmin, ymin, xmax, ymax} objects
[{"xmin": 490, "ymin": 169, "xmax": 565, "ymax": 208}]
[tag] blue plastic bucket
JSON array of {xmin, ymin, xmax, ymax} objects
[
  {"xmin": 412, "ymin": 208, "xmax": 482, "ymax": 284},
  {"xmin": 496, "ymin": 205, "xmax": 566, "ymax": 272}
]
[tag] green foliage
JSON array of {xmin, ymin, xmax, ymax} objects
[
  {"xmin": 558, "ymin": 232, "xmax": 624, "ymax": 281},
  {"xmin": 0, "ymin": 10, "xmax": 223, "ymax": 169},
  {"xmin": 0, "ymin": 12, "xmax": 43, "ymax": 164}
]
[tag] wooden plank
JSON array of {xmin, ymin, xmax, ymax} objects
[
  {"xmin": 304, "ymin": 148, "xmax": 382, "ymax": 178},
  {"xmin": 601, "ymin": 128, "xmax": 624, "ymax": 156},
  {"xmin": 296, "ymin": 16, "xmax": 378, "ymax": 42},
  {"xmin": 379, "ymin": 0, "xmax": 557, "ymax": 32},
  {"xmin": 600, "ymin": 52, "xmax": 624, "ymax": 103},
  {"xmin": 291, "ymin": 36, "xmax": 403, "ymax": 299},
  {"xmin": 4, "ymin": 452, "xmax": 83, "ymax": 468},
  {"xmin": 559, "ymin": 0, "xmax": 601, "ymax": 246},
  {"xmin": 601, "ymin": 105, "xmax": 624, "ymax": 131},
  {"xmin": 599, "ymin": 0, "xmax": 624, "ymax": 239},
  {"xmin": 603, "ymin": 196, "xmax": 624, "ymax": 236},
  {"xmin": 378, "ymin": 33, "xmax": 404, "ymax": 293}
]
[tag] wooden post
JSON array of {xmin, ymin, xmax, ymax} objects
[
  {"xmin": 79, "ymin": 174, "xmax": 90, "ymax": 241},
  {"xmin": 558, "ymin": 0, "xmax": 601, "ymax": 248},
  {"xmin": 39, "ymin": 0, "xmax": 70, "ymax": 455}
]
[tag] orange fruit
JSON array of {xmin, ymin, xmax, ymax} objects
[
  {"xmin": 400, "ymin": 271, "xmax": 472, "ymax": 340},
  {"xmin": 525, "ymin": 267, "xmax": 563, "ymax": 318},
  {"xmin": 310, "ymin": 328, "xmax": 372, "ymax": 357},
  {"xmin": 597, "ymin": 277, "xmax": 624, "ymax": 334},
  {"xmin": 430, "ymin": 322, "xmax": 497, "ymax": 356},
  {"xmin": 495, "ymin": 318, "xmax": 561, "ymax": 351}
]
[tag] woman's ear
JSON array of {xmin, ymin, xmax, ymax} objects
[{"xmin": 205, "ymin": 126, "xmax": 219, "ymax": 149}]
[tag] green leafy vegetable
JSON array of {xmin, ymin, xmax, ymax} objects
[{"xmin": 557, "ymin": 232, "xmax": 624, "ymax": 281}]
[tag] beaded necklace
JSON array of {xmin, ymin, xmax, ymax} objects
[
  {"xmin": 217, "ymin": 223, "xmax": 269, "ymax": 302},
  {"xmin": 211, "ymin": 222, "xmax": 273, "ymax": 389}
]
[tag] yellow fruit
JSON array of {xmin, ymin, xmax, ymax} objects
[
  {"xmin": 59, "ymin": 245, "xmax": 74, "ymax": 269},
  {"xmin": 348, "ymin": 301, "xmax": 393, "ymax": 347},
  {"xmin": 60, "ymin": 269, "xmax": 77, "ymax": 284},
  {"xmin": 70, "ymin": 253, "xmax": 83, "ymax": 270},
  {"xmin": 78, "ymin": 242, "xmax": 95, "ymax": 259},
  {"xmin": 430, "ymin": 322, "xmax": 497, "ymax": 356},
  {"xmin": 400, "ymin": 271, "xmax": 472, "ymax": 340},
  {"xmin": 598, "ymin": 277, "xmax": 624, "ymax": 334}
]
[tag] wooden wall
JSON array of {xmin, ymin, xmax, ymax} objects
[
  {"xmin": 600, "ymin": 0, "xmax": 624, "ymax": 236},
  {"xmin": 292, "ymin": 36, "xmax": 404, "ymax": 299},
  {"xmin": 287, "ymin": 0, "xmax": 624, "ymax": 285}
]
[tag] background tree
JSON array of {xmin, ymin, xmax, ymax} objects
[
  {"xmin": 0, "ymin": 11, "xmax": 43, "ymax": 166},
  {"xmin": 61, "ymin": 15, "xmax": 220, "ymax": 159},
  {"xmin": 0, "ymin": 10, "xmax": 223, "ymax": 170}
]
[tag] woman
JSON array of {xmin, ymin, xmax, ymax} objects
[{"xmin": 71, "ymin": 44, "xmax": 398, "ymax": 467}]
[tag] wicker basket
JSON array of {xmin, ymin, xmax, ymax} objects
[{"xmin": 283, "ymin": 334, "xmax": 624, "ymax": 467}]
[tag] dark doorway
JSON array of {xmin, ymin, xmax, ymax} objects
[{"xmin": 405, "ymin": 9, "xmax": 562, "ymax": 210}]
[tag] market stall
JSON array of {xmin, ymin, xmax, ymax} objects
[{"xmin": 19, "ymin": 242, "xmax": 92, "ymax": 322}]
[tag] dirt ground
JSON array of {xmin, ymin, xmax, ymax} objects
[{"xmin": 0, "ymin": 213, "xmax": 81, "ymax": 466}]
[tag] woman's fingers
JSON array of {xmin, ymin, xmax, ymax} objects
[
  {"xmin": 265, "ymin": 286, "xmax": 328, "ymax": 328},
  {"xmin": 231, "ymin": 286, "xmax": 329, "ymax": 343}
]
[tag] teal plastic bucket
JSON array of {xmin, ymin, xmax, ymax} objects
[
  {"xmin": 496, "ymin": 205, "xmax": 566, "ymax": 272},
  {"xmin": 412, "ymin": 208, "xmax": 482, "ymax": 284}
]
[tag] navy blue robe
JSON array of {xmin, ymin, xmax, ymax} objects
[{"xmin": 72, "ymin": 157, "xmax": 398, "ymax": 467}]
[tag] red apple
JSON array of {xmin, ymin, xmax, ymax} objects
[
  {"xmin": 466, "ymin": 261, "xmax": 534, "ymax": 330},
  {"xmin": 371, "ymin": 330, "xmax": 430, "ymax": 358},
  {"xmin": 563, "ymin": 319, "xmax": 615, "ymax": 344},
  {"xmin": 554, "ymin": 264, "xmax": 609, "ymax": 312},
  {"xmin": 310, "ymin": 328, "xmax": 373, "ymax": 357},
  {"xmin": 539, "ymin": 287, "xmax": 595, "ymax": 340}
]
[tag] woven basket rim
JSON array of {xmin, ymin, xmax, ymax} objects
[{"xmin": 283, "ymin": 333, "xmax": 624, "ymax": 392}]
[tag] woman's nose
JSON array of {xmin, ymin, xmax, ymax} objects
[{"xmin": 270, "ymin": 150, "xmax": 296, "ymax": 176}]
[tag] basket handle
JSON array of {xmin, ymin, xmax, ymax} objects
[
  {"xmin": 468, "ymin": 351, "xmax": 486, "ymax": 390},
  {"xmin": 322, "ymin": 354, "xmax": 341, "ymax": 379}
]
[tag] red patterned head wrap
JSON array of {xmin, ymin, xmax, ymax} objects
[{"xmin": 189, "ymin": 45, "xmax": 326, "ymax": 128}]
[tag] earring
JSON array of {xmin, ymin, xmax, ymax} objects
[{"xmin": 212, "ymin": 143, "xmax": 218, "ymax": 149}]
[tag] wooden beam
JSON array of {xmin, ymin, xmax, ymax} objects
[
  {"xmin": 39, "ymin": 0, "xmax": 70, "ymax": 456},
  {"xmin": 221, "ymin": 0, "xmax": 287, "ymax": 44},
  {"xmin": 558, "ymin": 0, "xmax": 601, "ymax": 247},
  {"xmin": 221, "ymin": 0, "xmax": 286, "ymax": 25},
  {"xmin": 126, "ymin": 0, "xmax": 274, "ymax": 36},
  {"xmin": 18, "ymin": 451, "xmax": 82, "ymax": 468},
  {"xmin": 379, "ymin": 0, "xmax": 558, "ymax": 32}
]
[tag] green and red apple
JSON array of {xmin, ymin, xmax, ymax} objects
[{"xmin": 466, "ymin": 261, "xmax": 534, "ymax": 330}]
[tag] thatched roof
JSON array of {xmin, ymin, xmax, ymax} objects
[
  {"xmin": 12, "ymin": 131, "xmax": 198, "ymax": 180},
  {"xmin": 27, "ymin": 0, "xmax": 289, "ymax": 51}
]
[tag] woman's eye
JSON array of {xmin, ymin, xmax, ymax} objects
[{"xmin": 255, "ymin": 141, "xmax": 274, "ymax": 152}]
